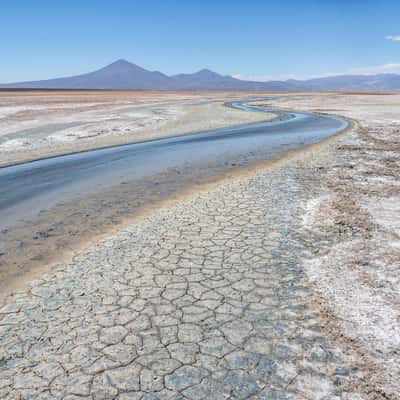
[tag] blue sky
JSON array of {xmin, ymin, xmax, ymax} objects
[{"xmin": 1, "ymin": 0, "xmax": 400, "ymax": 82}]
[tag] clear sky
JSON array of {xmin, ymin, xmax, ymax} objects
[{"xmin": 1, "ymin": 0, "xmax": 400, "ymax": 82}]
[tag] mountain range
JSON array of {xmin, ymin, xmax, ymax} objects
[{"xmin": 1, "ymin": 59, "xmax": 400, "ymax": 91}]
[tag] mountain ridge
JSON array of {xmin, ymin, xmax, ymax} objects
[{"xmin": 1, "ymin": 59, "xmax": 400, "ymax": 90}]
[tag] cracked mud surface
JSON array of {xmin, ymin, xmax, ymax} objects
[
  {"xmin": 0, "ymin": 140, "xmax": 366, "ymax": 399},
  {"xmin": 0, "ymin": 142, "xmax": 292, "ymax": 297}
]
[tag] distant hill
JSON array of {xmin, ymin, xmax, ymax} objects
[
  {"xmin": 1, "ymin": 59, "xmax": 400, "ymax": 90},
  {"xmin": 286, "ymin": 74, "xmax": 400, "ymax": 90},
  {"xmin": 171, "ymin": 69, "xmax": 293, "ymax": 90},
  {"xmin": 172, "ymin": 69, "xmax": 242, "ymax": 89}
]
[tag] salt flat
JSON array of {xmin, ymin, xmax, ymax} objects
[{"xmin": 0, "ymin": 91, "xmax": 275, "ymax": 167}]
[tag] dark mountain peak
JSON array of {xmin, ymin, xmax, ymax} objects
[
  {"xmin": 172, "ymin": 68, "xmax": 221, "ymax": 79},
  {"xmin": 195, "ymin": 68, "xmax": 221, "ymax": 76},
  {"xmin": 110, "ymin": 58, "xmax": 131, "ymax": 66},
  {"xmin": 101, "ymin": 59, "xmax": 145, "ymax": 72}
]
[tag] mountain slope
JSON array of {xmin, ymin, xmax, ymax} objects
[{"xmin": 0, "ymin": 59, "xmax": 176, "ymax": 90}]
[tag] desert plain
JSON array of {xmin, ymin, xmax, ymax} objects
[{"xmin": 0, "ymin": 90, "xmax": 399, "ymax": 399}]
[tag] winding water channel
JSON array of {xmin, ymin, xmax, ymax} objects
[{"xmin": 0, "ymin": 99, "xmax": 347, "ymax": 228}]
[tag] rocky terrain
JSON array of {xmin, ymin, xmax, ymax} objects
[{"xmin": 0, "ymin": 93, "xmax": 398, "ymax": 399}]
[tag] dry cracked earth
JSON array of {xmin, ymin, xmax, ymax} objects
[
  {"xmin": 0, "ymin": 146, "xmax": 365, "ymax": 400},
  {"xmin": 0, "ymin": 93, "xmax": 399, "ymax": 399}
]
